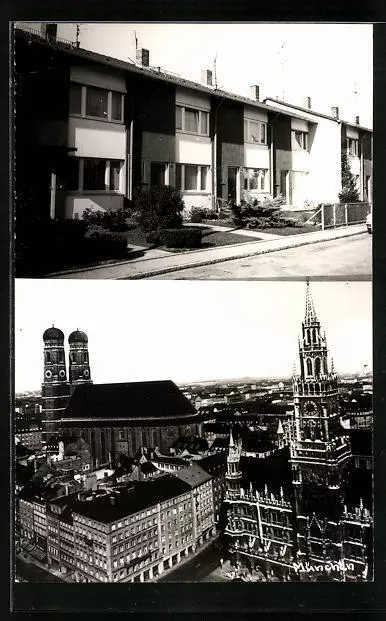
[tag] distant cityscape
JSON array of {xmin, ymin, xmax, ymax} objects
[{"xmin": 15, "ymin": 283, "xmax": 373, "ymax": 583}]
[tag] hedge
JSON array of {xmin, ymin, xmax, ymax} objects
[
  {"xmin": 145, "ymin": 228, "xmax": 202, "ymax": 249},
  {"xmin": 16, "ymin": 218, "xmax": 128, "ymax": 277}
]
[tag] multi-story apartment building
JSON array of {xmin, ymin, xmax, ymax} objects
[
  {"xmin": 15, "ymin": 24, "xmax": 372, "ymax": 217},
  {"xmin": 225, "ymin": 283, "xmax": 373, "ymax": 582},
  {"xmin": 18, "ymin": 472, "xmax": 216, "ymax": 583},
  {"xmin": 175, "ymin": 463, "xmax": 215, "ymax": 545}
]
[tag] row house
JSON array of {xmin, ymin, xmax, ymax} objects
[
  {"xmin": 17, "ymin": 471, "xmax": 216, "ymax": 583},
  {"xmin": 264, "ymin": 97, "xmax": 373, "ymax": 205},
  {"xmin": 15, "ymin": 24, "xmax": 372, "ymax": 218}
]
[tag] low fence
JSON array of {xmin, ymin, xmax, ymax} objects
[{"xmin": 305, "ymin": 203, "xmax": 370, "ymax": 231}]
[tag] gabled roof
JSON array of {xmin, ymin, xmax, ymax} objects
[{"xmin": 62, "ymin": 380, "xmax": 196, "ymax": 423}]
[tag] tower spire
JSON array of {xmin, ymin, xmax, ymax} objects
[{"xmin": 304, "ymin": 279, "xmax": 318, "ymax": 324}]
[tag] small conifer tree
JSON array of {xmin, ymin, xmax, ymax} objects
[{"xmin": 338, "ymin": 151, "xmax": 360, "ymax": 203}]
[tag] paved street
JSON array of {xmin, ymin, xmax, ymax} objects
[
  {"xmin": 157, "ymin": 539, "xmax": 227, "ymax": 583},
  {"xmin": 147, "ymin": 234, "xmax": 371, "ymax": 280},
  {"xmin": 15, "ymin": 556, "xmax": 66, "ymax": 583}
]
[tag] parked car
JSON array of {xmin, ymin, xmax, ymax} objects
[{"xmin": 366, "ymin": 210, "xmax": 372, "ymax": 234}]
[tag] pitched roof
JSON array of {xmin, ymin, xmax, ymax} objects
[
  {"xmin": 175, "ymin": 463, "xmax": 212, "ymax": 488},
  {"xmin": 71, "ymin": 476, "xmax": 191, "ymax": 523},
  {"xmin": 62, "ymin": 380, "xmax": 196, "ymax": 424},
  {"xmin": 15, "ymin": 27, "xmax": 309, "ymax": 123},
  {"xmin": 264, "ymin": 96, "xmax": 373, "ymax": 132},
  {"xmin": 198, "ymin": 452, "xmax": 227, "ymax": 475}
]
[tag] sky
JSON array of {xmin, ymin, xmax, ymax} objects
[
  {"xmin": 47, "ymin": 22, "xmax": 373, "ymax": 128},
  {"xmin": 15, "ymin": 279, "xmax": 372, "ymax": 393}
]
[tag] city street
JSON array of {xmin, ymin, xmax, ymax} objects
[
  {"xmin": 157, "ymin": 539, "xmax": 228, "ymax": 583},
  {"xmin": 15, "ymin": 555, "xmax": 66, "ymax": 583},
  {"xmin": 147, "ymin": 234, "xmax": 371, "ymax": 280}
]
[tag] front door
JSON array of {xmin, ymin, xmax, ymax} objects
[{"xmin": 228, "ymin": 167, "xmax": 239, "ymax": 202}]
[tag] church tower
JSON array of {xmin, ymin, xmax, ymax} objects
[
  {"xmin": 291, "ymin": 282, "xmax": 351, "ymax": 561},
  {"xmin": 41, "ymin": 326, "xmax": 70, "ymax": 452},
  {"xmin": 68, "ymin": 330, "xmax": 92, "ymax": 392}
]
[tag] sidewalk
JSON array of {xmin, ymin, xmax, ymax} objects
[{"xmin": 49, "ymin": 223, "xmax": 367, "ymax": 280}]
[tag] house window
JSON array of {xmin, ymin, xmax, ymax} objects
[
  {"xmin": 294, "ymin": 131, "xmax": 308, "ymax": 150},
  {"xmin": 86, "ymin": 86, "xmax": 108, "ymax": 119},
  {"xmin": 243, "ymin": 168, "xmax": 267, "ymax": 191},
  {"xmin": 111, "ymin": 91, "xmax": 124, "ymax": 121},
  {"xmin": 175, "ymin": 164, "xmax": 209, "ymax": 192},
  {"xmin": 347, "ymin": 138, "xmax": 359, "ymax": 157},
  {"xmin": 69, "ymin": 83, "xmax": 82, "ymax": 115},
  {"xmin": 110, "ymin": 160, "xmax": 121, "ymax": 191},
  {"xmin": 84, "ymin": 158, "xmax": 106, "ymax": 191},
  {"xmin": 244, "ymin": 119, "xmax": 267, "ymax": 144},
  {"xmin": 69, "ymin": 83, "xmax": 124, "ymax": 123},
  {"xmin": 176, "ymin": 106, "xmax": 209, "ymax": 136},
  {"xmin": 67, "ymin": 158, "xmax": 123, "ymax": 193},
  {"xmin": 150, "ymin": 162, "xmax": 168, "ymax": 187}
]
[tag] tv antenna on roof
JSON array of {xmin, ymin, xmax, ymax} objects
[
  {"xmin": 214, "ymin": 53, "xmax": 218, "ymax": 89},
  {"xmin": 280, "ymin": 41, "xmax": 287, "ymax": 101},
  {"xmin": 75, "ymin": 24, "xmax": 81, "ymax": 48}
]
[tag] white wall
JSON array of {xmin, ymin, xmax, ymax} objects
[
  {"xmin": 244, "ymin": 144, "xmax": 270, "ymax": 169},
  {"xmin": 182, "ymin": 193, "xmax": 212, "ymax": 212},
  {"xmin": 176, "ymin": 87, "xmax": 210, "ymax": 110},
  {"xmin": 68, "ymin": 117, "xmax": 126, "ymax": 159},
  {"xmin": 70, "ymin": 65, "xmax": 126, "ymax": 93},
  {"xmin": 65, "ymin": 194, "xmax": 124, "ymax": 219},
  {"xmin": 176, "ymin": 135, "xmax": 211, "ymax": 165},
  {"xmin": 265, "ymin": 102, "xmax": 342, "ymax": 206},
  {"xmin": 244, "ymin": 105, "xmax": 268, "ymax": 123}
]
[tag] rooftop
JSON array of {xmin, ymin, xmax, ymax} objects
[
  {"xmin": 71, "ymin": 476, "xmax": 191, "ymax": 523},
  {"xmin": 263, "ymin": 96, "xmax": 373, "ymax": 132},
  {"xmin": 175, "ymin": 463, "xmax": 212, "ymax": 488},
  {"xmin": 16, "ymin": 26, "xmax": 311, "ymax": 124},
  {"xmin": 62, "ymin": 380, "xmax": 196, "ymax": 422}
]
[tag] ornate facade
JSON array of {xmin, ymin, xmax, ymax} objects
[{"xmin": 225, "ymin": 282, "xmax": 373, "ymax": 582}]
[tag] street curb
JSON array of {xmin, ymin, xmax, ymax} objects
[
  {"xmin": 121, "ymin": 228, "xmax": 367, "ymax": 280},
  {"xmin": 45, "ymin": 226, "xmax": 366, "ymax": 279}
]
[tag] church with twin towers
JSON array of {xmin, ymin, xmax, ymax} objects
[{"xmin": 41, "ymin": 327, "xmax": 206, "ymax": 464}]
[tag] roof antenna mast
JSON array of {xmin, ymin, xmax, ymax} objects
[{"xmin": 214, "ymin": 53, "xmax": 218, "ymax": 89}]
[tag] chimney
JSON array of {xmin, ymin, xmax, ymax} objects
[
  {"xmin": 136, "ymin": 48, "xmax": 150, "ymax": 67},
  {"xmin": 250, "ymin": 85, "xmax": 260, "ymax": 102},
  {"xmin": 201, "ymin": 69, "xmax": 213, "ymax": 86},
  {"xmin": 355, "ymin": 115, "xmax": 360, "ymax": 125},
  {"xmin": 303, "ymin": 96, "xmax": 312, "ymax": 109},
  {"xmin": 331, "ymin": 106, "xmax": 340, "ymax": 120}
]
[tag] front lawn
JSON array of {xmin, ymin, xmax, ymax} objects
[
  {"xmin": 190, "ymin": 219, "xmax": 318, "ymax": 236},
  {"xmin": 119, "ymin": 225, "xmax": 261, "ymax": 252}
]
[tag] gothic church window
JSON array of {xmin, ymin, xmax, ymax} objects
[{"xmin": 306, "ymin": 358, "xmax": 312, "ymax": 376}]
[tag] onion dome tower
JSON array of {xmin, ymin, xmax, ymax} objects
[
  {"xmin": 42, "ymin": 326, "xmax": 70, "ymax": 452},
  {"xmin": 68, "ymin": 330, "xmax": 92, "ymax": 391}
]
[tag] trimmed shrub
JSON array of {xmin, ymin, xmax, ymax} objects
[
  {"xmin": 160, "ymin": 228, "xmax": 202, "ymax": 249},
  {"xmin": 145, "ymin": 230, "xmax": 162, "ymax": 246},
  {"xmin": 82, "ymin": 206, "xmax": 135, "ymax": 232},
  {"xmin": 84, "ymin": 226, "xmax": 128, "ymax": 259},
  {"xmin": 16, "ymin": 217, "xmax": 127, "ymax": 277},
  {"xmin": 134, "ymin": 186, "xmax": 184, "ymax": 232},
  {"xmin": 189, "ymin": 207, "xmax": 205, "ymax": 223}
]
